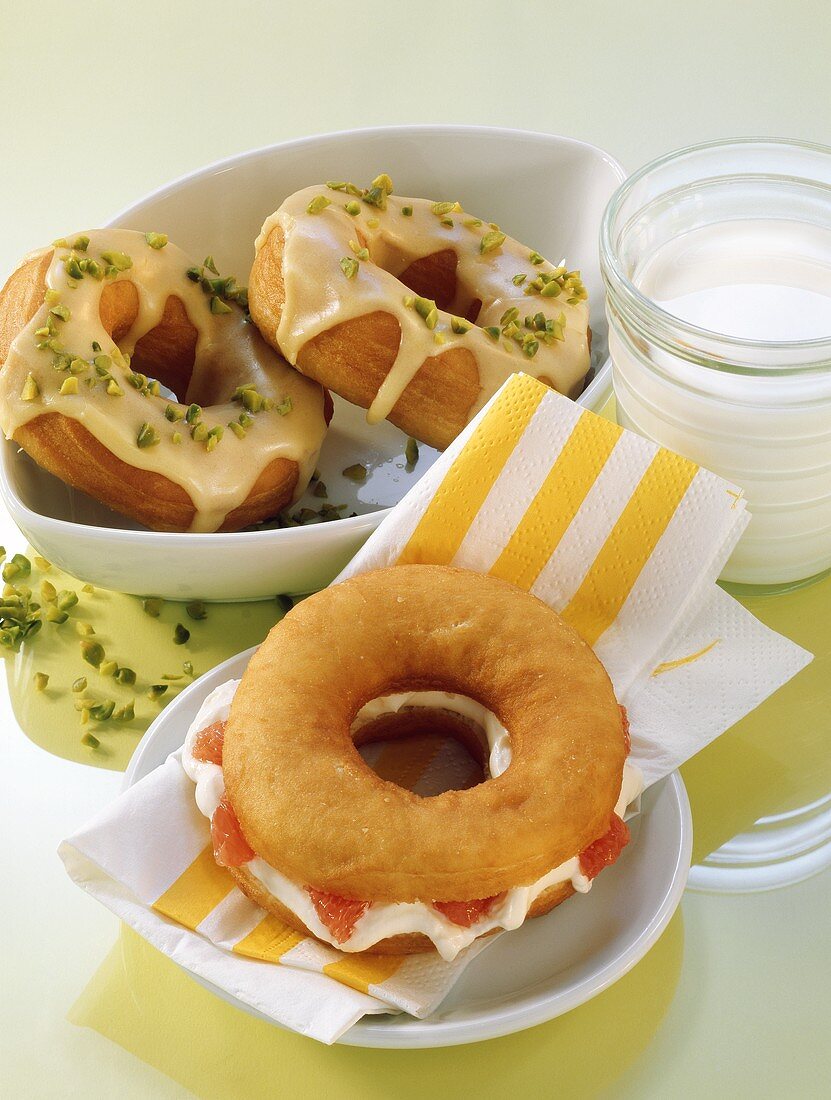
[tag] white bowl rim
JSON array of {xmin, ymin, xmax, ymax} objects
[{"xmin": 3, "ymin": 124, "xmax": 625, "ymax": 548}]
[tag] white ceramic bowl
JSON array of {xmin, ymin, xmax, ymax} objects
[{"xmin": 0, "ymin": 125, "xmax": 624, "ymax": 600}]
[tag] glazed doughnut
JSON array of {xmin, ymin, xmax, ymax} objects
[
  {"xmin": 249, "ymin": 176, "xmax": 591, "ymax": 450},
  {"xmin": 0, "ymin": 231, "xmax": 331, "ymax": 532},
  {"xmin": 183, "ymin": 566, "xmax": 642, "ymax": 959}
]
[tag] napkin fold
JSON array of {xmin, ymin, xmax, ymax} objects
[{"xmin": 61, "ymin": 373, "xmax": 812, "ymax": 1043}]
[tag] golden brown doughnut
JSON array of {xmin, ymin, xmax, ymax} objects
[
  {"xmin": 0, "ymin": 231, "xmax": 331, "ymax": 532},
  {"xmin": 249, "ymin": 177, "xmax": 591, "ymax": 450},
  {"xmin": 179, "ymin": 565, "xmax": 639, "ymax": 958}
]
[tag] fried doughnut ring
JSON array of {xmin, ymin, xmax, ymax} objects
[
  {"xmin": 0, "ymin": 231, "xmax": 331, "ymax": 532},
  {"xmin": 213, "ymin": 565, "xmax": 633, "ymax": 956},
  {"xmin": 249, "ymin": 179, "xmax": 591, "ymax": 450}
]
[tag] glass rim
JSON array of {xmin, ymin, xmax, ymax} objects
[{"xmin": 600, "ymin": 136, "xmax": 831, "ymax": 375}]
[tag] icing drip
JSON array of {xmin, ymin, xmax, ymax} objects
[
  {"xmin": 0, "ymin": 231, "xmax": 328, "ymax": 532},
  {"xmin": 255, "ymin": 185, "xmax": 591, "ymax": 430}
]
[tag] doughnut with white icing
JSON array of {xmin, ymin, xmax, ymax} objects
[
  {"xmin": 0, "ymin": 231, "xmax": 331, "ymax": 532},
  {"xmin": 249, "ymin": 177, "xmax": 591, "ymax": 450}
]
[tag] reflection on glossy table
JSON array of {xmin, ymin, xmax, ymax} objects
[{"xmin": 3, "ymin": 1, "xmax": 831, "ymax": 1096}]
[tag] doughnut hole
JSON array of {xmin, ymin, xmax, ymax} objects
[
  {"xmin": 99, "ymin": 281, "xmax": 197, "ymax": 401},
  {"xmin": 352, "ymin": 705, "xmax": 490, "ymax": 796}
]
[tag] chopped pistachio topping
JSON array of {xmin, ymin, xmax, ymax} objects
[
  {"xmin": 372, "ymin": 173, "xmax": 394, "ymax": 194},
  {"xmin": 483, "ymin": 326, "xmax": 501, "ymax": 341},
  {"xmin": 306, "ymin": 195, "xmax": 332, "ymax": 215},
  {"xmin": 522, "ymin": 338, "xmax": 540, "ymax": 358},
  {"xmin": 90, "ymin": 700, "xmax": 115, "ymax": 721},
  {"xmin": 183, "ymin": 661, "xmax": 194, "ymax": 676},
  {"xmin": 34, "ymin": 672, "xmax": 49, "ymax": 692},
  {"xmin": 205, "ymin": 426, "xmax": 223, "ymax": 452},
  {"xmin": 529, "ymin": 251, "xmax": 545, "ymax": 265},
  {"xmin": 143, "ymin": 597, "xmax": 163, "ymax": 617},
  {"xmin": 339, "ymin": 257, "xmax": 359, "ymax": 279},
  {"xmin": 450, "ymin": 316, "xmax": 471, "ymax": 335},
  {"xmin": 106, "ymin": 379, "xmax": 123, "ymax": 397},
  {"xmin": 115, "ymin": 667, "xmax": 136, "ymax": 685},
  {"xmin": 172, "ymin": 432, "xmax": 182, "ymax": 445},
  {"xmin": 326, "ymin": 181, "xmax": 347, "ymax": 191},
  {"xmin": 440, "ymin": 216, "xmax": 454, "ymax": 228},
  {"xmin": 500, "ymin": 306, "xmax": 520, "ymax": 326},
  {"xmin": 312, "ymin": 480, "xmax": 327, "ymax": 498},
  {"xmin": 480, "ymin": 230, "xmax": 506, "ymax": 255},
  {"xmin": 540, "ymin": 281, "xmax": 562, "ymax": 298},
  {"xmin": 401, "ymin": 205, "xmax": 413, "ymax": 217},
  {"xmin": 164, "ymin": 404, "xmax": 184, "ymax": 422},
  {"xmin": 203, "ymin": 255, "xmax": 219, "ymax": 274},
  {"xmin": 362, "ymin": 185, "xmax": 387, "ymax": 211},
  {"xmin": 405, "ymin": 437, "xmax": 419, "ymax": 471},
  {"xmin": 228, "ymin": 420, "xmax": 246, "ymax": 439},
  {"xmin": 99, "ymin": 660, "xmax": 118, "ymax": 678},
  {"xmin": 21, "ymin": 374, "xmax": 39, "ymax": 401},
  {"xmin": 275, "ymin": 594, "xmax": 293, "ymax": 614},
  {"xmin": 73, "ymin": 235, "xmax": 90, "ymax": 252},
  {"xmin": 81, "ymin": 731, "xmax": 100, "ymax": 749},
  {"xmin": 210, "ymin": 295, "xmax": 232, "ymax": 315},
  {"xmin": 46, "ymin": 606, "xmax": 68, "ymax": 624},
  {"xmin": 186, "ymin": 266, "xmax": 201, "ymax": 282},
  {"xmin": 145, "ymin": 231, "xmax": 168, "ymax": 249},
  {"xmin": 59, "ymin": 377, "xmax": 79, "ymax": 396},
  {"xmin": 52, "ymin": 237, "xmax": 69, "ymax": 248},
  {"xmin": 173, "ymin": 623, "xmax": 190, "ymax": 645},
  {"xmin": 114, "ymin": 701, "xmax": 135, "ymax": 721},
  {"xmin": 56, "ymin": 590, "xmax": 78, "ymax": 611},
  {"xmin": 184, "ymin": 600, "xmax": 207, "ymax": 621},
  {"xmin": 35, "ymin": 554, "xmax": 51, "ymax": 570},
  {"xmin": 162, "ymin": 673, "xmax": 184, "ymax": 681},
  {"xmin": 50, "ymin": 303, "xmax": 71, "ymax": 322},
  {"xmin": 75, "ymin": 621, "xmax": 95, "ymax": 636},
  {"xmin": 342, "ymin": 463, "xmax": 367, "ymax": 483},
  {"xmin": 101, "ymin": 250, "xmax": 132, "ymax": 272},
  {"xmin": 147, "ymin": 684, "xmax": 168, "ymax": 702},
  {"xmin": 344, "ymin": 200, "xmax": 361, "ymax": 216},
  {"xmin": 81, "ymin": 639, "xmax": 105, "ymax": 667},
  {"xmin": 512, "ymin": 273, "xmax": 527, "ymax": 286},
  {"xmin": 64, "ymin": 256, "xmax": 84, "ymax": 280},
  {"xmin": 72, "ymin": 676, "xmax": 88, "ymax": 693},
  {"xmin": 82, "ymin": 583, "xmax": 95, "ymax": 594},
  {"xmin": 69, "ymin": 358, "xmax": 88, "ymax": 374},
  {"xmin": 463, "ymin": 218, "xmax": 483, "ymax": 229},
  {"xmin": 275, "ymin": 396, "xmax": 292, "ymax": 416},
  {"xmin": 431, "ymin": 201, "xmax": 460, "ymax": 216},
  {"xmin": 136, "ymin": 423, "xmax": 160, "ymax": 448}
]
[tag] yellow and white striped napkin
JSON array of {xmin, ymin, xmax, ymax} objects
[{"xmin": 60, "ymin": 372, "xmax": 811, "ymax": 1044}]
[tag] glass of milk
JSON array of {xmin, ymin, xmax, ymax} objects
[{"xmin": 600, "ymin": 138, "xmax": 831, "ymax": 589}]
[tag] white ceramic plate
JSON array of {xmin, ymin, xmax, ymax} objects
[
  {"xmin": 0, "ymin": 125, "xmax": 624, "ymax": 601},
  {"xmin": 125, "ymin": 648, "xmax": 692, "ymax": 1049}
]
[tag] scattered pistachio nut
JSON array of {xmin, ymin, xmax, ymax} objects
[
  {"xmin": 186, "ymin": 601, "xmax": 207, "ymax": 621},
  {"xmin": 173, "ymin": 623, "xmax": 190, "ymax": 645},
  {"xmin": 33, "ymin": 672, "xmax": 49, "ymax": 692}
]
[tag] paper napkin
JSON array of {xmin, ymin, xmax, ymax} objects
[{"xmin": 61, "ymin": 373, "xmax": 812, "ymax": 1044}]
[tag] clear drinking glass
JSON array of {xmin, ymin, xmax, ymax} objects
[{"xmin": 600, "ymin": 138, "xmax": 831, "ymax": 589}]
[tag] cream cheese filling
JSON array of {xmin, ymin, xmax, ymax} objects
[{"xmin": 182, "ymin": 680, "xmax": 643, "ymax": 962}]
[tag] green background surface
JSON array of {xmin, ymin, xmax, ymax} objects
[{"xmin": 1, "ymin": 2, "xmax": 830, "ymax": 1097}]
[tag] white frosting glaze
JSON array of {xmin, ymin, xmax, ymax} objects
[
  {"xmin": 255, "ymin": 184, "xmax": 591, "ymax": 429},
  {"xmin": 182, "ymin": 680, "xmax": 643, "ymax": 961},
  {"xmin": 0, "ymin": 231, "xmax": 328, "ymax": 531}
]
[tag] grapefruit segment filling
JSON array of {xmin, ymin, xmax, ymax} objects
[
  {"xmin": 578, "ymin": 813, "xmax": 630, "ymax": 880},
  {"xmin": 211, "ymin": 794, "xmax": 255, "ymax": 867},
  {"xmin": 192, "ymin": 719, "xmax": 226, "ymax": 765},
  {"xmin": 306, "ymin": 888, "xmax": 370, "ymax": 943},
  {"xmin": 433, "ymin": 893, "xmax": 507, "ymax": 927}
]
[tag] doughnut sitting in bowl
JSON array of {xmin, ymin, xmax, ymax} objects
[
  {"xmin": 182, "ymin": 565, "xmax": 642, "ymax": 960},
  {"xmin": 249, "ymin": 175, "xmax": 591, "ymax": 451},
  {"xmin": 0, "ymin": 231, "xmax": 331, "ymax": 532}
]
